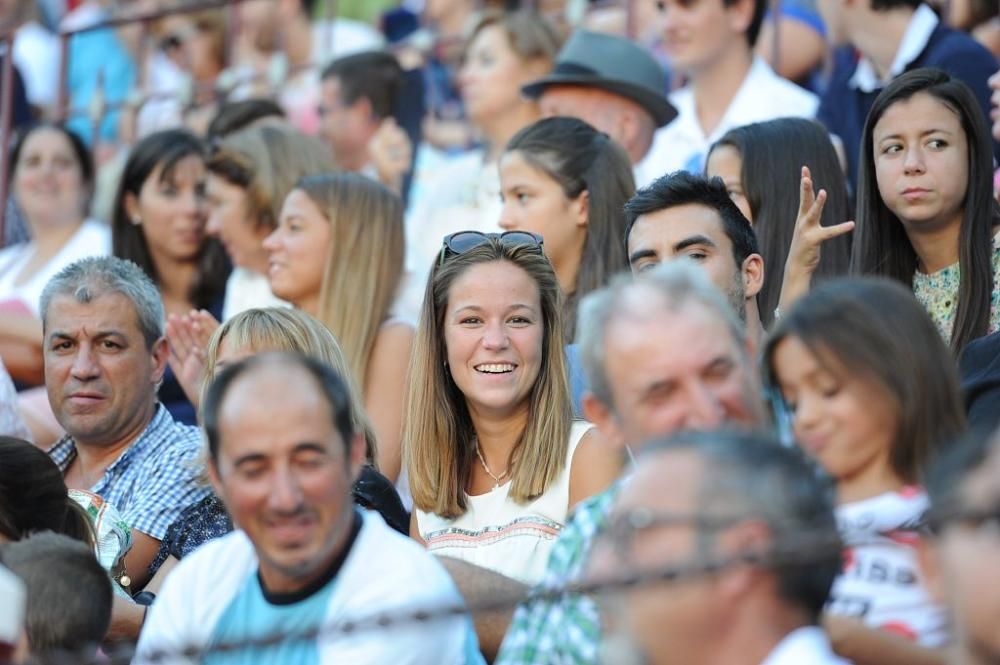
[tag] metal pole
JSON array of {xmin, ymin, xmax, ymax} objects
[{"xmin": 0, "ymin": 33, "xmax": 14, "ymax": 244}]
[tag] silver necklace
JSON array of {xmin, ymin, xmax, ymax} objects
[{"xmin": 475, "ymin": 440, "xmax": 510, "ymax": 490}]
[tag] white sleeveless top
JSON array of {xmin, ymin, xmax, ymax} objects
[{"xmin": 415, "ymin": 421, "xmax": 592, "ymax": 585}]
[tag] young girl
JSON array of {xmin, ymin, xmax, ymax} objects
[
  {"xmin": 854, "ymin": 69, "xmax": 1000, "ymax": 354},
  {"xmin": 764, "ymin": 277, "xmax": 965, "ymax": 665}
]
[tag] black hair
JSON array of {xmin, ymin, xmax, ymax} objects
[
  {"xmin": 870, "ymin": 0, "xmax": 921, "ymax": 10},
  {"xmin": 853, "ymin": 68, "xmax": 1000, "ymax": 357},
  {"xmin": 709, "ymin": 118, "xmax": 851, "ymax": 327},
  {"xmin": 206, "ymin": 99, "xmax": 286, "ymax": 144},
  {"xmin": 625, "ymin": 171, "xmax": 760, "ymax": 269},
  {"xmin": 111, "ymin": 129, "xmax": 228, "ymax": 311},
  {"xmin": 321, "ymin": 51, "xmax": 404, "ymax": 121},
  {"xmin": 0, "ymin": 532, "xmax": 111, "ymax": 655},
  {"xmin": 203, "ymin": 352, "xmax": 356, "ymax": 463},
  {"xmin": 730, "ymin": 0, "xmax": 767, "ymax": 47},
  {"xmin": 0, "ymin": 437, "xmax": 94, "ymax": 545},
  {"xmin": 505, "ymin": 116, "xmax": 636, "ymax": 341},
  {"xmin": 638, "ymin": 429, "xmax": 842, "ymax": 623}
]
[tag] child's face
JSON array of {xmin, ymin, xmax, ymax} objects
[
  {"xmin": 771, "ymin": 336, "xmax": 900, "ymax": 493},
  {"xmin": 873, "ymin": 92, "xmax": 969, "ymax": 236}
]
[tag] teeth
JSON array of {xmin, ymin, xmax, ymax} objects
[{"xmin": 476, "ymin": 363, "xmax": 515, "ymax": 374}]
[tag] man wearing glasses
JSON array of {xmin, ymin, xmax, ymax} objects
[
  {"xmin": 588, "ymin": 430, "xmax": 846, "ymax": 665},
  {"xmin": 922, "ymin": 429, "xmax": 1000, "ymax": 665}
]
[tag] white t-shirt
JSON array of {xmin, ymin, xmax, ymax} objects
[
  {"xmin": 11, "ymin": 21, "xmax": 61, "ymax": 108},
  {"xmin": 0, "ymin": 219, "xmax": 111, "ymax": 316},
  {"xmin": 760, "ymin": 627, "xmax": 849, "ymax": 665},
  {"xmin": 137, "ymin": 510, "xmax": 477, "ymax": 665},
  {"xmin": 415, "ymin": 421, "xmax": 592, "ymax": 585},
  {"xmin": 635, "ymin": 57, "xmax": 818, "ymax": 186},
  {"xmin": 828, "ymin": 487, "xmax": 949, "ymax": 646}
]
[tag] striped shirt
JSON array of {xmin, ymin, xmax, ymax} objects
[{"xmin": 48, "ymin": 404, "xmax": 210, "ymax": 541}]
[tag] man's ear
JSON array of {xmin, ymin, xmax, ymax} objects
[
  {"xmin": 742, "ymin": 253, "xmax": 765, "ymax": 299},
  {"xmin": 151, "ymin": 337, "xmax": 169, "ymax": 385},
  {"xmin": 582, "ymin": 392, "xmax": 626, "ymax": 452}
]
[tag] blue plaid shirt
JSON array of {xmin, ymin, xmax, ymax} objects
[
  {"xmin": 48, "ymin": 404, "xmax": 210, "ymax": 541},
  {"xmin": 495, "ymin": 481, "xmax": 623, "ymax": 665}
]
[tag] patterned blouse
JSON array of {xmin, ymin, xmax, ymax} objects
[{"xmin": 912, "ymin": 233, "xmax": 1000, "ymax": 344}]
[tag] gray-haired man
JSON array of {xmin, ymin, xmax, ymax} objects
[{"xmin": 41, "ymin": 256, "xmax": 208, "ymax": 592}]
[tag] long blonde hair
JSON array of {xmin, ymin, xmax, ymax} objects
[
  {"xmin": 294, "ymin": 173, "xmax": 404, "ymax": 393},
  {"xmin": 404, "ymin": 239, "xmax": 572, "ymax": 518},
  {"xmin": 201, "ymin": 307, "xmax": 378, "ymax": 464}
]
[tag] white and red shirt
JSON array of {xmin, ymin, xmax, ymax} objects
[{"xmin": 828, "ymin": 487, "xmax": 949, "ymax": 646}]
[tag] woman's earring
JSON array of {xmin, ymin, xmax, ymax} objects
[{"xmin": 131, "ymin": 215, "xmax": 142, "ymax": 226}]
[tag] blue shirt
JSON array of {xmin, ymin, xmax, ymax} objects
[{"xmin": 48, "ymin": 403, "xmax": 209, "ymax": 540}]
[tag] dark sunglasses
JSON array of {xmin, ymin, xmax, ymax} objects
[{"xmin": 438, "ymin": 230, "xmax": 544, "ymax": 267}]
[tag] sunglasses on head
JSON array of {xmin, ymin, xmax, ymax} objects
[{"xmin": 438, "ymin": 230, "xmax": 544, "ymax": 267}]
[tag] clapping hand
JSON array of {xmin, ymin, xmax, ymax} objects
[{"xmin": 166, "ymin": 310, "xmax": 220, "ymax": 409}]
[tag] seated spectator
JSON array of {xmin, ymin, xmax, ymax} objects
[
  {"xmin": 587, "ymin": 431, "xmax": 846, "ymax": 665},
  {"xmin": 0, "ymin": 532, "xmax": 112, "ymax": 662},
  {"xmin": 263, "ymin": 173, "xmax": 411, "ymax": 482},
  {"xmin": 406, "ymin": 232, "xmax": 619, "ymax": 585},
  {"xmin": 137, "ymin": 353, "xmax": 476, "ymax": 664},
  {"xmin": 400, "ymin": 10, "xmax": 560, "ymax": 323},
  {"xmin": 204, "ymin": 124, "xmax": 331, "ymax": 322},
  {"xmin": 486, "ymin": 263, "xmax": 766, "ymax": 662},
  {"xmin": 922, "ymin": 429, "xmax": 1000, "ymax": 665},
  {"xmin": 0, "ymin": 124, "xmax": 109, "ymax": 387},
  {"xmin": 624, "ymin": 172, "xmax": 765, "ymax": 346},
  {"xmin": 816, "ymin": 0, "xmax": 998, "ymax": 186},
  {"xmin": 706, "ymin": 118, "xmax": 852, "ymax": 327},
  {"xmin": 229, "ymin": 0, "xmax": 384, "ymax": 134},
  {"xmin": 0, "ymin": 0, "xmax": 61, "ymax": 112},
  {"xmin": 112, "ymin": 129, "xmax": 229, "ymax": 426},
  {"xmin": 148, "ymin": 307, "xmax": 407, "ymax": 594},
  {"xmin": 41, "ymin": 256, "xmax": 210, "ymax": 592},
  {"xmin": 520, "ymin": 30, "xmax": 677, "ymax": 188},
  {"xmin": 499, "ymin": 117, "xmax": 636, "ymax": 341},
  {"xmin": 764, "ymin": 278, "xmax": 960, "ymax": 663},
  {"xmin": 789, "ymin": 69, "xmax": 1000, "ymax": 356},
  {"xmin": 0, "ymin": 436, "xmax": 94, "ymax": 547},
  {"xmin": 646, "ymin": 0, "xmax": 818, "ymax": 175}
]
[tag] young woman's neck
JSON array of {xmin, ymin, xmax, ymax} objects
[
  {"xmin": 468, "ymin": 401, "xmax": 530, "ymax": 462},
  {"xmin": 689, "ymin": 45, "xmax": 753, "ymax": 138},
  {"xmin": 837, "ymin": 462, "xmax": 905, "ymax": 505},
  {"xmin": 905, "ymin": 214, "xmax": 962, "ymax": 274},
  {"xmin": 151, "ymin": 251, "xmax": 199, "ymax": 310},
  {"xmin": 295, "ymin": 293, "xmax": 321, "ymax": 319},
  {"xmin": 478, "ymin": 104, "xmax": 540, "ymax": 163}
]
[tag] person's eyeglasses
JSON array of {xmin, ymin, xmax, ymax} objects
[
  {"xmin": 603, "ymin": 507, "xmax": 746, "ymax": 562},
  {"xmin": 438, "ymin": 230, "xmax": 544, "ymax": 267},
  {"xmin": 926, "ymin": 503, "xmax": 1000, "ymax": 536}
]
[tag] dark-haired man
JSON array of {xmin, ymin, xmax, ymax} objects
[
  {"xmin": 625, "ymin": 171, "xmax": 765, "ymax": 346},
  {"xmin": 647, "ymin": 0, "xmax": 817, "ymax": 175},
  {"xmin": 589, "ymin": 431, "xmax": 846, "ymax": 665},
  {"xmin": 319, "ymin": 51, "xmax": 406, "ymax": 175},
  {"xmin": 137, "ymin": 353, "xmax": 475, "ymax": 664},
  {"xmin": 816, "ymin": 0, "xmax": 997, "ymax": 186}
]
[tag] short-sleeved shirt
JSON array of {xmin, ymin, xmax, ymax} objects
[
  {"xmin": 48, "ymin": 404, "xmax": 210, "ymax": 541},
  {"xmin": 495, "ymin": 481, "xmax": 622, "ymax": 665}
]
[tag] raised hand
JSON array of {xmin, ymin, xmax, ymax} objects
[
  {"xmin": 778, "ymin": 166, "xmax": 855, "ymax": 314},
  {"xmin": 165, "ymin": 310, "xmax": 220, "ymax": 409}
]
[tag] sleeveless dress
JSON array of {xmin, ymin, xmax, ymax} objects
[{"xmin": 416, "ymin": 421, "xmax": 592, "ymax": 585}]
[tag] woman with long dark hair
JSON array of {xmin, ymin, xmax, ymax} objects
[
  {"xmin": 499, "ymin": 117, "xmax": 635, "ymax": 342},
  {"xmin": 706, "ymin": 117, "xmax": 852, "ymax": 327},
  {"xmin": 111, "ymin": 129, "xmax": 229, "ymax": 424}
]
